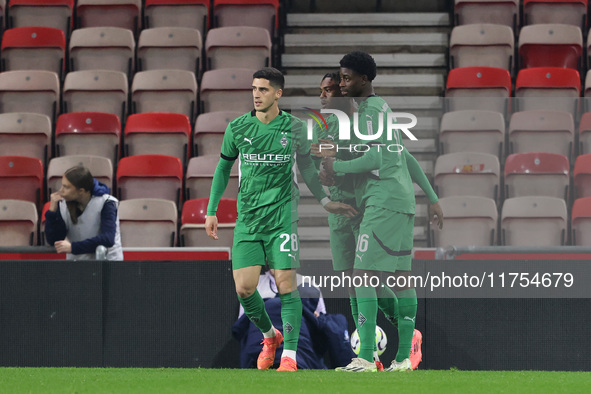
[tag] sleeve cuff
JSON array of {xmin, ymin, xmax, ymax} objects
[{"xmin": 320, "ymin": 197, "xmax": 331, "ymax": 207}]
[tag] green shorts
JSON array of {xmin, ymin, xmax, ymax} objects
[
  {"xmin": 232, "ymin": 221, "xmax": 300, "ymax": 270},
  {"xmin": 328, "ymin": 211, "xmax": 362, "ymax": 271},
  {"xmin": 354, "ymin": 206, "xmax": 414, "ymax": 273}
]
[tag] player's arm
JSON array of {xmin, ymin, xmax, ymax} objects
[
  {"xmin": 403, "ymin": 149, "xmax": 443, "ymax": 229},
  {"xmin": 206, "ymin": 124, "xmax": 238, "ymax": 239},
  {"xmin": 330, "ymin": 144, "xmax": 381, "ymax": 174}
]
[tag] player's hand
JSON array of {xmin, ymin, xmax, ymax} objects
[
  {"xmin": 205, "ymin": 215, "xmax": 219, "ymax": 240},
  {"xmin": 429, "ymin": 201, "xmax": 444, "ymax": 230},
  {"xmin": 322, "ymin": 157, "xmax": 335, "ymax": 175},
  {"xmin": 311, "ymin": 139, "xmax": 337, "ymax": 158},
  {"xmin": 324, "ymin": 201, "xmax": 358, "ymax": 218},
  {"xmin": 49, "ymin": 192, "xmax": 63, "ymax": 212},
  {"xmin": 54, "ymin": 240, "xmax": 72, "ymax": 254},
  {"xmin": 318, "ymin": 169, "xmax": 335, "ymax": 186}
]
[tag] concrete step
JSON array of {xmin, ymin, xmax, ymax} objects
[
  {"xmin": 287, "ymin": 13, "xmax": 450, "ymax": 28},
  {"xmin": 287, "ymin": 0, "xmax": 449, "ymax": 13},
  {"xmin": 282, "ymin": 53, "xmax": 446, "ymax": 69}
]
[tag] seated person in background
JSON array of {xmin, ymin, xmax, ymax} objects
[
  {"xmin": 233, "ymin": 269, "xmax": 354, "ymax": 369},
  {"xmin": 45, "ymin": 166, "xmax": 123, "ymax": 260}
]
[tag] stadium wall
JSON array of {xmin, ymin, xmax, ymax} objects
[{"xmin": 0, "ymin": 260, "xmax": 589, "ymax": 370}]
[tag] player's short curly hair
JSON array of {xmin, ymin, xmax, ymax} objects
[
  {"xmin": 322, "ymin": 72, "xmax": 340, "ymax": 84},
  {"xmin": 253, "ymin": 67, "xmax": 285, "ymax": 90},
  {"xmin": 339, "ymin": 51, "xmax": 377, "ymax": 81}
]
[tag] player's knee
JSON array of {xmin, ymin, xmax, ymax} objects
[{"xmin": 235, "ymin": 285, "xmax": 256, "ymax": 299}]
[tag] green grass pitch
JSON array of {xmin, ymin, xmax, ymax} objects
[{"xmin": 1, "ymin": 368, "xmax": 590, "ymax": 394}]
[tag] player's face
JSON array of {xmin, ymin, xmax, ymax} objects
[
  {"xmin": 252, "ymin": 78, "xmax": 282, "ymax": 113},
  {"xmin": 339, "ymin": 67, "xmax": 364, "ymax": 97},
  {"xmin": 319, "ymin": 77, "xmax": 342, "ymax": 109},
  {"xmin": 59, "ymin": 176, "xmax": 84, "ymax": 202}
]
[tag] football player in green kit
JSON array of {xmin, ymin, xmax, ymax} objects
[{"xmin": 205, "ymin": 67, "xmax": 356, "ymax": 372}]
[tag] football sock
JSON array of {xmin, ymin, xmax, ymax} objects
[
  {"xmin": 377, "ymin": 283, "xmax": 398, "ymax": 328},
  {"xmin": 395, "ymin": 288, "xmax": 418, "ymax": 362},
  {"xmin": 279, "ymin": 290, "xmax": 302, "ymax": 352},
  {"xmin": 238, "ymin": 290, "xmax": 272, "ymax": 334},
  {"xmin": 356, "ymin": 286, "xmax": 377, "ymax": 363},
  {"xmin": 349, "ymin": 296, "xmax": 359, "ymax": 329},
  {"xmin": 281, "ymin": 349, "xmax": 297, "ymax": 361},
  {"xmin": 263, "ymin": 327, "xmax": 276, "ymax": 339}
]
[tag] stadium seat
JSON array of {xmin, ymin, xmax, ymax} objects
[
  {"xmin": 1, "ymin": 27, "xmax": 66, "ymax": 78},
  {"xmin": 524, "ymin": 0, "xmax": 587, "ymax": 30},
  {"xmin": 194, "ymin": 111, "xmax": 241, "ymax": 156},
  {"xmin": 0, "ymin": 155, "xmax": 43, "ymax": 208},
  {"xmin": 0, "ymin": 199, "xmax": 38, "ymax": 246},
  {"xmin": 8, "ymin": 0, "xmax": 74, "ymax": 36},
  {"xmin": 137, "ymin": 27, "xmax": 202, "ymax": 76},
  {"xmin": 205, "ymin": 26, "xmax": 272, "ymax": 70},
  {"xmin": 200, "ymin": 68, "xmax": 255, "ymax": 113},
  {"xmin": 116, "ymin": 154, "xmax": 183, "ymax": 206},
  {"xmin": 432, "ymin": 196, "xmax": 498, "ymax": 247},
  {"xmin": 579, "ymin": 112, "xmax": 591, "ymax": 154},
  {"xmin": 55, "ymin": 112, "xmax": 121, "ymax": 163},
  {"xmin": 76, "ymin": 0, "xmax": 141, "ymax": 36},
  {"xmin": 124, "ymin": 113, "xmax": 192, "ymax": 166},
  {"xmin": 514, "ymin": 67, "xmax": 580, "ymax": 114},
  {"xmin": 185, "ymin": 155, "xmax": 239, "ymax": 200},
  {"xmin": 118, "ymin": 198, "xmax": 178, "ymax": 247},
  {"xmin": 504, "ymin": 152, "xmax": 570, "ymax": 200},
  {"xmin": 508, "ymin": 110, "xmax": 574, "ymax": 158},
  {"xmin": 144, "ymin": 0, "xmax": 209, "ymax": 35},
  {"xmin": 449, "ymin": 24, "xmax": 514, "ymax": 74},
  {"xmin": 69, "ymin": 27, "xmax": 135, "ymax": 77},
  {"xmin": 572, "ymin": 197, "xmax": 591, "ymax": 246},
  {"xmin": 180, "ymin": 197, "xmax": 236, "ymax": 247},
  {"xmin": 454, "ymin": 0, "xmax": 519, "ymax": 30},
  {"xmin": 62, "ymin": 70, "xmax": 128, "ymax": 122},
  {"xmin": 501, "ymin": 196, "xmax": 567, "ymax": 246},
  {"xmin": 39, "ymin": 200, "xmax": 49, "ymax": 245},
  {"xmin": 0, "ymin": 112, "xmax": 51, "ymax": 166},
  {"xmin": 574, "ymin": 153, "xmax": 591, "ymax": 198},
  {"xmin": 518, "ymin": 24, "xmax": 583, "ymax": 70},
  {"xmin": 444, "ymin": 66, "xmax": 511, "ymax": 114},
  {"xmin": 434, "ymin": 152, "xmax": 501, "ymax": 200},
  {"xmin": 47, "ymin": 155, "xmax": 113, "ymax": 195},
  {"xmin": 131, "ymin": 70, "xmax": 197, "ymax": 122},
  {"xmin": 439, "ymin": 110, "xmax": 505, "ymax": 157},
  {"xmin": 0, "ymin": 70, "xmax": 60, "ymax": 124},
  {"xmin": 213, "ymin": 0, "xmax": 279, "ymax": 37}
]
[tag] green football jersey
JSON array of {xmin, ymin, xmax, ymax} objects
[{"xmin": 220, "ymin": 110, "xmax": 308, "ymax": 233}]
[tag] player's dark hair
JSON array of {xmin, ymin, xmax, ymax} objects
[
  {"xmin": 64, "ymin": 166, "xmax": 94, "ymax": 224},
  {"xmin": 253, "ymin": 67, "xmax": 285, "ymax": 90},
  {"xmin": 339, "ymin": 51, "xmax": 377, "ymax": 81},
  {"xmin": 322, "ymin": 72, "xmax": 341, "ymax": 84}
]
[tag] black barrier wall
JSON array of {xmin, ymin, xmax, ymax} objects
[{"xmin": 1, "ymin": 260, "xmax": 590, "ymax": 370}]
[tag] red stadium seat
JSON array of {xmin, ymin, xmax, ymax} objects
[
  {"xmin": 8, "ymin": 0, "xmax": 74, "ymax": 36},
  {"xmin": 213, "ymin": 0, "xmax": 279, "ymax": 37},
  {"xmin": 434, "ymin": 152, "xmax": 501, "ymax": 201},
  {"xmin": 55, "ymin": 112, "xmax": 121, "ymax": 163},
  {"xmin": 0, "ymin": 199, "xmax": 38, "ymax": 246},
  {"xmin": 137, "ymin": 27, "xmax": 202, "ymax": 76},
  {"xmin": 124, "ymin": 112, "xmax": 191, "ymax": 165},
  {"xmin": 118, "ymin": 198, "xmax": 178, "ymax": 247},
  {"xmin": 432, "ymin": 196, "xmax": 498, "ymax": 247},
  {"xmin": 144, "ymin": 0, "xmax": 209, "ymax": 34},
  {"xmin": 508, "ymin": 110, "xmax": 574, "ymax": 158},
  {"xmin": 1, "ymin": 27, "xmax": 66, "ymax": 78},
  {"xmin": 574, "ymin": 153, "xmax": 591, "ymax": 198},
  {"xmin": 504, "ymin": 152, "xmax": 570, "ymax": 200},
  {"xmin": 501, "ymin": 196, "xmax": 567, "ymax": 246},
  {"xmin": 205, "ymin": 26, "xmax": 272, "ymax": 70},
  {"xmin": 518, "ymin": 24, "xmax": 583, "ymax": 70},
  {"xmin": 524, "ymin": 0, "xmax": 587, "ymax": 30},
  {"xmin": 439, "ymin": 110, "xmax": 505, "ymax": 157},
  {"xmin": 579, "ymin": 112, "xmax": 591, "ymax": 154},
  {"xmin": 180, "ymin": 197, "xmax": 236, "ymax": 247},
  {"xmin": 445, "ymin": 66, "xmax": 511, "ymax": 113},
  {"xmin": 0, "ymin": 155, "xmax": 44, "ymax": 208},
  {"xmin": 185, "ymin": 155, "xmax": 239, "ymax": 200},
  {"xmin": 572, "ymin": 197, "xmax": 591, "ymax": 246},
  {"xmin": 47, "ymin": 155, "xmax": 113, "ymax": 195},
  {"xmin": 0, "ymin": 112, "xmax": 52, "ymax": 166},
  {"xmin": 40, "ymin": 200, "xmax": 50, "ymax": 245},
  {"xmin": 76, "ymin": 0, "xmax": 141, "ymax": 36},
  {"xmin": 200, "ymin": 68, "xmax": 255, "ymax": 113},
  {"xmin": 194, "ymin": 111, "xmax": 241, "ymax": 156},
  {"xmin": 515, "ymin": 67, "xmax": 580, "ymax": 113},
  {"xmin": 117, "ymin": 154, "xmax": 183, "ymax": 206},
  {"xmin": 454, "ymin": 0, "xmax": 519, "ymax": 30}
]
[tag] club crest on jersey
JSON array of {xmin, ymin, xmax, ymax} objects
[{"xmin": 280, "ymin": 131, "xmax": 288, "ymax": 148}]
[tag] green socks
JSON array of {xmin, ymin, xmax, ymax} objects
[
  {"xmin": 238, "ymin": 290, "xmax": 272, "ymax": 333},
  {"xmin": 377, "ymin": 283, "xmax": 398, "ymax": 327},
  {"xmin": 396, "ymin": 288, "xmax": 417, "ymax": 362},
  {"xmin": 279, "ymin": 290, "xmax": 302, "ymax": 352},
  {"xmin": 356, "ymin": 286, "xmax": 377, "ymax": 363}
]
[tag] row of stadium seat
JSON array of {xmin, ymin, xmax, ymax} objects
[
  {"xmin": 0, "ymin": 25, "xmax": 272, "ymax": 79},
  {"xmin": 0, "ymin": 197, "xmax": 238, "ymax": 248}
]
